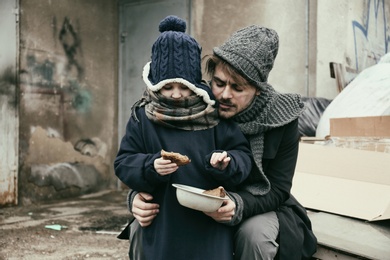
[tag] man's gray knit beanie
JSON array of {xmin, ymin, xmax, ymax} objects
[{"xmin": 213, "ymin": 25, "xmax": 279, "ymax": 90}]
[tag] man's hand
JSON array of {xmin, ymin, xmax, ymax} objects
[
  {"xmin": 210, "ymin": 151, "xmax": 231, "ymax": 170},
  {"xmin": 203, "ymin": 198, "xmax": 235, "ymax": 222},
  {"xmin": 132, "ymin": 192, "xmax": 160, "ymax": 227}
]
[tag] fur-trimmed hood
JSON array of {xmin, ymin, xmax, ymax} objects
[{"xmin": 142, "ymin": 61, "xmax": 216, "ymax": 106}]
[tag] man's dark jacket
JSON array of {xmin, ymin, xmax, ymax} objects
[{"xmin": 235, "ymin": 119, "xmax": 317, "ymax": 259}]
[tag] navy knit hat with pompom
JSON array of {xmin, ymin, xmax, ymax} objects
[{"xmin": 142, "ymin": 15, "xmax": 215, "ymax": 104}]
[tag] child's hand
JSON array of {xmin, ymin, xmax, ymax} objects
[
  {"xmin": 154, "ymin": 157, "xmax": 179, "ymax": 176},
  {"xmin": 210, "ymin": 151, "xmax": 231, "ymax": 170}
]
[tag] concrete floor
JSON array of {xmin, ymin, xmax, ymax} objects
[
  {"xmin": 3, "ymin": 189, "xmax": 389, "ymax": 260},
  {"xmin": 0, "ymin": 189, "xmax": 132, "ymax": 259}
]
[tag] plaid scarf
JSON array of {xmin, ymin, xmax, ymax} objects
[
  {"xmin": 132, "ymin": 88, "xmax": 219, "ymax": 131},
  {"xmin": 233, "ymin": 82, "xmax": 304, "ymax": 195}
]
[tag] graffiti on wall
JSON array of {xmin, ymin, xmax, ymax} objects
[
  {"xmin": 20, "ymin": 16, "xmax": 103, "ymax": 158},
  {"xmin": 18, "ymin": 16, "xmax": 107, "ymax": 201},
  {"xmin": 21, "ymin": 16, "xmax": 91, "ymax": 114},
  {"xmin": 352, "ymin": 0, "xmax": 390, "ymax": 71},
  {"xmin": 59, "ymin": 17, "xmax": 85, "ymax": 82}
]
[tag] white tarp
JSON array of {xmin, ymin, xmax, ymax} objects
[{"xmin": 316, "ymin": 52, "xmax": 390, "ymax": 138}]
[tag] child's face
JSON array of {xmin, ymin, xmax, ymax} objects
[{"xmin": 160, "ymin": 83, "xmax": 193, "ymax": 99}]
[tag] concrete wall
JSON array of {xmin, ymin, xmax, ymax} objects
[
  {"xmin": 18, "ymin": 0, "xmax": 118, "ymax": 204},
  {"xmin": 192, "ymin": 0, "xmax": 390, "ymax": 99},
  {"xmin": 316, "ymin": 0, "xmax": 390, "ymax": 98},
  {"xmin": 192, "ymin": 0, "xmax": 308, "ymax": 96}
]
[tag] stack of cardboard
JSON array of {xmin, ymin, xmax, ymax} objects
[{"xmin": 292, "ymin": 116, "xmax": 390, "ymax": 221}]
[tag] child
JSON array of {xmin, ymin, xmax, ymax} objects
[{"xmin": 114, "ymin": 15, "xmax": 252, "ymax": 260}]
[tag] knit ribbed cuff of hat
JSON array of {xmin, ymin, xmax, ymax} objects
[
  {"xmin": 127, "ymin": 190, "xmax": 138, "ymax": 213},
  {"xmin": 222, "ymin": 191, "xmax": 244, "ymax": 226}
]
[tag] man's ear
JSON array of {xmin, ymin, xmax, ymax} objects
[{"xmin": 256, "ymin": 89, "xmax": 261, "ymax": 96}]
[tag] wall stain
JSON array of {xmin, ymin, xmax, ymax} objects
[
  {"xmin": 0, "ymin": 66, "xmax": 16, "ymax": 92},
  {"xmin": 25, "ymin": 55, "xmax": 55, "ymax": 85},
  {"xmin": 0, "ymin": 66, "xmax": 17, "ymax": 108}
]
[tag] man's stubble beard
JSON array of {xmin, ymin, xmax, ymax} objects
[{"xmin": 217, "ymin": 98, "xmax": 237, "ymax": 119}]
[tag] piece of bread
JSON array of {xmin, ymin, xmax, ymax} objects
[
  {"xmin": 203, "ymin": 186, "xmax": 226, "ymax": 198},
  {"xmin": 161, "ymin": 149, "xmax": 191, "ymax": 166}
]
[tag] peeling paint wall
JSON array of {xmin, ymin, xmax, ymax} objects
[{"xmin": 18, "ymin": 0, "xmax": 118, "ymax": 204}]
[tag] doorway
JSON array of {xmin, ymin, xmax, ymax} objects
[{"xmin": 118, "ymin": 0, "xmax": 191, "ymax": 140}]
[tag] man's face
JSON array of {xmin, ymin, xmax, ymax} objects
[{"xmin": 211, "ymin": 65, "xmax": 259, "ymax": 119}]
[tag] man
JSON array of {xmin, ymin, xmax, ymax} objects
[{"xmin": 125, "ymin": 25, "xmax": 317, "ymax": 259}]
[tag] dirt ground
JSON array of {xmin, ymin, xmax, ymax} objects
[{"xmin": 0, "ymin": 190, "xmax": 133, "ymax": 260}]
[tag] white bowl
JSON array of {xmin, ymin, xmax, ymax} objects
[{"xmin": 172, "ymin": 184, "xmax": 228, "ymax": 212}]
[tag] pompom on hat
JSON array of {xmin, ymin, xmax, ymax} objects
[
  {"xmin": 213, "ymin": 25, "xmax": 279, "ymax": 90},
  {"xmin": 143, "ymin": 15, "xmax": 214, "ymax": 105}
]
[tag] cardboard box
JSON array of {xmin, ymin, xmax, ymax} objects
[
  {"xmin": 330, "ymin": 116, "xmax": 390, "ymax": 137},
  {"xmin": 328, "ymin": 137, "xmax": 390, "ymax": 153},
  {"xmin": 292, "ymin": 142, "xmax": 390, "ymax": 221}
]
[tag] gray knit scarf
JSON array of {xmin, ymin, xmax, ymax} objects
[
  {"xmin": 233, "ymin": 82, "xmax": 305, "ymax": 195},
  {"xmin": 131, "ymin": 88, "xmax": 219, "ymax": 131}
]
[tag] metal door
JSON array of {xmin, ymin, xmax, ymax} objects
[
  {"xmin": 0, "ymin": 0, "xmax": 19, "ymax": 205},
  {"xmin": 118, "ymin": 0, "xmax": 190, "ymax": 141}
]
